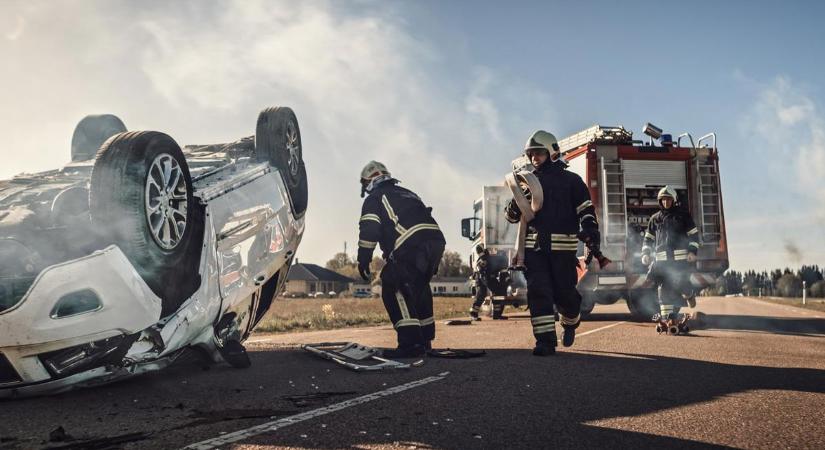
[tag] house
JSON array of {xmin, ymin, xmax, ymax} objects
[
  {"xmin": 430, "ymin": 276, "xmax": 472, "ymax": 297},
  {"xmin": 285, "ymin": 263, "xmax": 356, "ymax": 296}
]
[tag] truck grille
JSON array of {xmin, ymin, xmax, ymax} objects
[{"xmin": 0, "ymin": 353, "xmax": 21, "ymax": 384}]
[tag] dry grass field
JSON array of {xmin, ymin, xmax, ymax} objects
[
  {"xmin": 254, "ymin": 296, "xmax": 476, "ymax": 333},
  {"xmin": 754, "ymin": 296, "xmax": 825, "ymax": 312}
]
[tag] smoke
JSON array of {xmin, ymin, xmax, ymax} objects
[
  {"xmin": 0, "ymin": 0, "xmax": 558, "ymax": 264},
  {"xmin": 783, "ymin": 240, "xmax": 803, "ymax": 265}
]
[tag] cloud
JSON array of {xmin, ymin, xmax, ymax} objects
[
  {"xmin": 0, "ymin": 0, "xmax": 557, "ymax": 264},
  {"xmin": 3, "ymin": 15, "xmax": 25, "ymax": 41},
  {"xmin": 728, "ymin": 76, "xmax": 825, "ymax": 270},
  {"xmin": 742, "ymin": 77, "xmax": 825, "ymax": 219}
]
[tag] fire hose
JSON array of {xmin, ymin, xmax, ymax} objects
[
  {"xmin": 504, "ymin": 170, "xmax": 543, "ymax": 268},
  {"xmin": 504, "ymin": 171, "xmax": 611, "ymax": 270}
]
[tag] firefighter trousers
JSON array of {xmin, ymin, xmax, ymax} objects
[
  {"xmin": 380, "ymin": 240, "xmax": 445, "ymax": 348},
  {"xmin": 524, "ymin": 249, "xmax": 582, "ymax": 344},
  {"xmin": 649, "ymin": 261, "xmax": 690, "ymax": 319},
  {"xmin": 470, "ymin": 283, "xmax": 487, "ymax": 316}
]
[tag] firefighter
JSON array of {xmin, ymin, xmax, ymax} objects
[
  {"xmin": 641, "ymin": 186, "xmax": 700, "ymax": 323},
  {"xmin": 504, "ymin": 131, "xmax": 599, "ymax": 356},
  {"xmin": 469, "ymin": 244, "xmax": 489, "ymax": 321},
  {"xmin": 357, "ymin": 161, "xmax": 446, "ymax": 358}
]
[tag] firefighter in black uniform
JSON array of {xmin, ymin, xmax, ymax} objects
[
  {"xmin": 505, "ymin": 130, "xmax": 600, "ymax": 356},
  {"xmin": 641, "ymin": 186, "xmax": 700, "ymax": 323},
  {"xmin": 357, "ymin": 161, "xmax": 446, "ymax": 358},
  {"xmin": 469, "ymin": 245, "xmax": 489, "ymax": 320}
]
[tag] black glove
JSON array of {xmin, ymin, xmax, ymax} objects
[
  {"xmin": 504, "ymin": 199, "xmax": 522, "ymax": 223},
  {"xmin": 358, "ymin": 261, "xmax": 371, "ymax": 281},
  {"xmin": 578, "ymin": 228, "xmax": 600, "ymax": 246}
]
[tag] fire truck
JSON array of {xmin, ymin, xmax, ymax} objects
[{"xmin": 461, "ymin": 123, "xmax": 728, "ymax": 318}]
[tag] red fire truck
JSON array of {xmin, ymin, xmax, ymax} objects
[{"xmin": 561, "ymin": 123, "xmax": 728, "ymax": 317}]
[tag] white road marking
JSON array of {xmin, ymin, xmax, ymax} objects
[
  {"xmin": 577, "ymin": 321, "xmax": 627, "ymax": 337},
  {"xmin": 555, "ymin": 321, "xmax": 626, "ymax": 344},
  {"xmin": 181, "ymin": 371, "xmax": 451, "ymax": 450}
]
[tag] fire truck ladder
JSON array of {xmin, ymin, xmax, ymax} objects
[
  {"xmin": 600, "ymin": 158, "xmax": 627, "ymax": 244},
  {"xmin": 696, "ymin": 161, "xmax": 721, "ymax": 241}
]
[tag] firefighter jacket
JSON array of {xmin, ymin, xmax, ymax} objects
[
  {"xmin": 641, "ymin": 205, "xmax": 700, "ymax": 262},
  {"xmin": 358, "ymin": 179, "xmax": 445, "ymax": 265},
  {"xmin": 505, "ymin": 160, "xmax": 598, "ymax": 252}
]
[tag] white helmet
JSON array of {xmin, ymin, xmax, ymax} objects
[
  {"xmin": 360, "ymin": 161, "xmax": 391, "ymax": 197},
  {"xmin": 657, "ymin": 185, "xmax": 678, "ymax": 206},
  {"xmin": 360, "ymin": 160, "xmax": 390, "ymax": 183},
  {"xmin": 524, "ymin": 130, "xmax": 560, "ymax": 159}
]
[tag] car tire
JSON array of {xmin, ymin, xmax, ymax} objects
[
  {"xmin": 90, "ymin": 131, "xmax": 203, "ymax": 316},
  {"xmin": 255, "ymin": 107, "xmax": 308, "ymax": 218},
  {"xmin": 71, "ymin": 114, "xmax": 127, "ymax": 162}
]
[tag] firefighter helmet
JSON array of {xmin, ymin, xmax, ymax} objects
[
  {"xmin": 657, "ymin": 185, "xmax": 678, "ymax": 208},
  {"xmin": 360, "ymin": 161, "xmax": 391, "ymax": 197},
  {"xmin": 360, "ymin": 160, "xmax": 390, "ymax": 183},
  {"xmin": 524, "ymin": 130, "xmax": 560, "ymax": 158}
]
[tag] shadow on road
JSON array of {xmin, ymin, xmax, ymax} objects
[
  {"xmin": 699, "ymin": 314, "xmax": 825, "ymax": 337},
  {"xmin": 225, "ymin": 346, "xmax": 825, "ymax": 449}
]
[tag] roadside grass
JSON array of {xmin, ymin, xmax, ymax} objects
[
  {"xmin": 254, "ymin": 296, "xmax": 474, "ymax": 334},
  {"xmin": 751, "ymin": 296, "xmax": 825, "ymax": 313}
]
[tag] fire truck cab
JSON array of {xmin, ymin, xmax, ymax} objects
[{"xmin": 562, "ymin": 124, "xmax": 728, "ymax": 317}]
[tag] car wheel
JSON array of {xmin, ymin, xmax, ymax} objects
[
  {"xmin": 90, "ymin": 131, "xmax": 203, "ymax": 316},
  {"xmin": 255, "ymin": 107, "xmax": 308, "ymax": 218},
  {"xmin": 71, "ymin": 114, "xmax": 127, "ymax": 162}
]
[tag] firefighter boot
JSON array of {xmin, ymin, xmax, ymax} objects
[
  {"xmin": 532, "ymin": 339, "xmax": 556, "ymax": 356},
  {"xmin": 492, "ymin": 301, "xmax": 508, "ymax": 320},
  {"xmin": 562, "ymin": 325, "xmax": 576, "ymax": 347},
  {"xmin": 470, "ymin": 311, "xmax": 481, "ymax": 321},
  {"xmin": 382, "ymin": 344, "xmax": 426, "ymax": 359}
]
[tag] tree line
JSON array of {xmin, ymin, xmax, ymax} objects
[
  {"xmin": 325, "ymin": 250, "xmax": 473, "ymax": 285},
  {"xmin": 706, "ymin": 265, "xmax": 825, "ymax": 298}
]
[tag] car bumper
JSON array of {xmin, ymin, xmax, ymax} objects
[{"xmin": 0, "ymin": 245, "xmax": 162, "ymax": 394}]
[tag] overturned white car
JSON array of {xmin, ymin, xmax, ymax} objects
[{"xmin": 0, "ymin": 107, "xmax": 307, "ymax": 398}]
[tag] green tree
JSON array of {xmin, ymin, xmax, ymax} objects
[
  {"xmin": 777, "ymin": 272, "xmax": 803, "ymax": 297},
  {"xmin": 437, "ymin": 250, "xmax": 469, "ymax": 277},
  {"xmin": 810, "ymin": 280, "xmax": 825, "ymax": 298}
]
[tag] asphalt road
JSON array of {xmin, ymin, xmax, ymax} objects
[{"xmin": 1, "ymin": 296, "xmax": 824, "ymax": 450}]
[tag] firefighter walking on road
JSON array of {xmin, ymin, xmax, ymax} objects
[
  {"xmin": 641, "ymin": 186, "xmax": 700, "ymax": 325},
  {"xmin": 357, "ymin": 161, "xmax": 446, "ymax": 358},
  {"xmin": 504, "ymin": 131, "xmax": 600, "ymax": 356},
  {"xmin": 469, "ymin": 245, "xmax": 489, "ymax": 321}
]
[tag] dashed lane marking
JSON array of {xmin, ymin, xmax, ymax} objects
[
  {"xmin": 181, "ymin": 371, "xmax": 451, "ymax": 450},
  {"xmin": 576, "ymin": 321, "xmax": 627, "ymax": 337}
]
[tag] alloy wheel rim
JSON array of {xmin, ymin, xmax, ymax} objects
[{"xmin": 145, "ymin": 153, "xmax": 188, "ymax": 250}]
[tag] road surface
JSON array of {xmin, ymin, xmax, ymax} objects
[{"xmin": 1, "ymin": 296, "xmax": 824, "ymax": 449}]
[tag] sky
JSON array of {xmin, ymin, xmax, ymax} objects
[{"xmin": 1, "ymin": 0, "xmax": 824, "ymax": 271}]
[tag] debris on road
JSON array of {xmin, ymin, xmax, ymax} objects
[
  {"xmin": 427, "ymin": 349, "xmax": 486, "ymax": 359},
  {"xmin": 302, "ymin": 342, "xmax": 421, "ymax": 371},
  {"xmin": 283, "ymin": 391, "xmax": 357, "ymax": 407},
  {"xmin": 444, "ymin": 319, "xmax": 473, "ymax": 325}
]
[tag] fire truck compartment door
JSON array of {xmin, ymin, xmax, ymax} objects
[
  {"xmin": 482, "ymin": 186, "xmax": 517, "ymax": 246},
  {"xmin": 622, "ymin": 160, "xmax": 687, "ymax": 189}
]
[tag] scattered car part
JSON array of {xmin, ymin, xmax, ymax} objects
[
  {"xmin": 302, "ymin": 342, "xmax": 421, "ymax": 372},
  {"xmin": 427, "ymin": 349, "xmax": 486, "ymax": 359}
]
